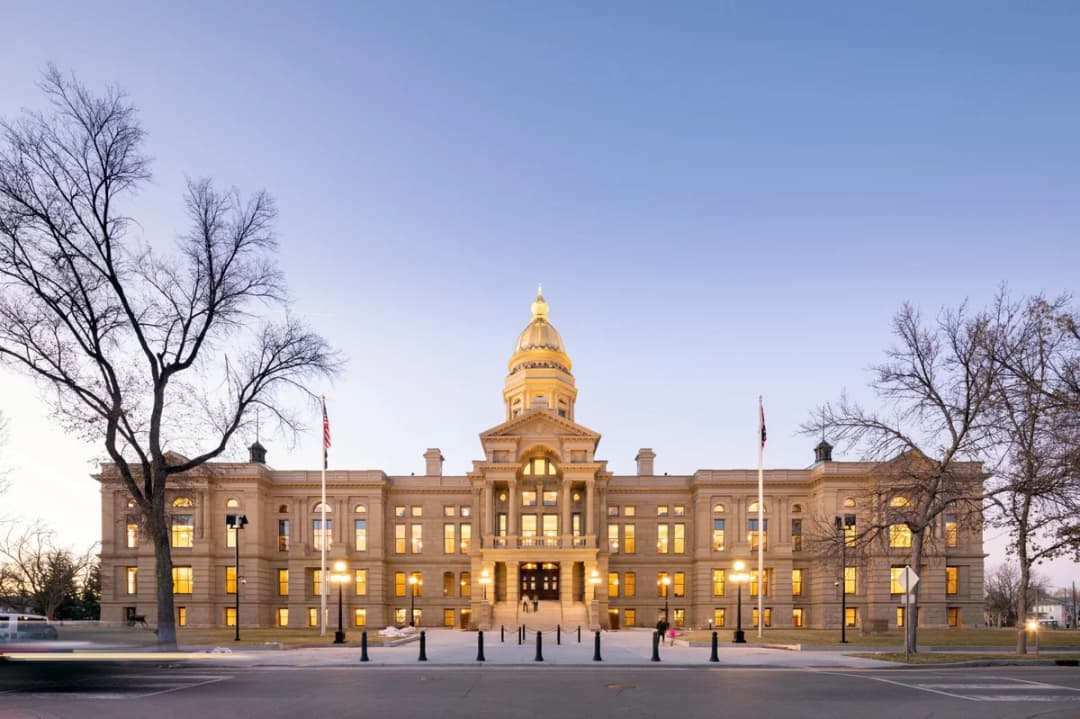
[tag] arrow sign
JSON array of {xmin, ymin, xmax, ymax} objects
[{"xmin": 901, "ymin": 565, "xmax": 920, "ymax": 589}]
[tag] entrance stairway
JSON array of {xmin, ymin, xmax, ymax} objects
[{"xmin": 490, "ymin": 601, "xmax": 588, "ymax": 632}]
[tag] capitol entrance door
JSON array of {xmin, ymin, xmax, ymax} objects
[{"xmin": 519, "ymin": 562, "xmax": 560, "ymax": 600}]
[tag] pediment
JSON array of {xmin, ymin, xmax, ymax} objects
[{"xmin": 479, "ymin": 408, "xmax": 600, "ymax": 443}]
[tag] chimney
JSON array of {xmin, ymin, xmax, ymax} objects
[
  {"xmin": 814, "ymin": 440, "xmax": 833, "ymax": 463},
  {"xmin": 424, "ymin": 448, "xmax": 444, "ymax": 476},
  {"xmin": 635, "ymin": 448, "xmax": 656, "ymax": 476},
  {"xmin": 248, "ymin": 441, "xmax": 267, "ymax": 464}
]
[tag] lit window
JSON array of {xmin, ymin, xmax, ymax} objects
[
  {"xmin": 750, "ymin": 569, "xmax": 770, "ymax": 597},
  {"xmin": 889, "ymin": 523, "xmax": 912, "ymax": 548},
  {"xmin": 657, "ymin": 505, "xmax": 669, "ymax": 517},
  {"xmin": 844, "ymin": 566, "xmax": 857, "ymax": 595},
  {"xmin": 542, "ymin": 515, "xmax": 558, "ymax": 538},
  {"xmin": 278, "ymin": 569, "xmax": 288, "ymax": 595},
  {"xmin": 656, "ymin": 572, "xmax": 670, "ymax": 597},
  {"xmin": 947, "ymin": 607, "xmax": 960, "ymax": 627},
  {"xmin": 459, "ymin": 523, "xmax": 472, "ymax": 553},
  {"xmin": 791, "ymin": 519, "xmax": 802, "ymax": 552},
  {"xmin": 712, "ymin": 503, "xmax": 726, "ymax": 513},
  {"xmin": 623, "ymin": 506, "xmax": 636, "ymax": 517},
  {"xmin": 308, "ymin": 608, "xmax": 319, "ymax": 627},
  {"xmin": 394, "ymin": 608, "xmax": 407, "ymax": 626},
  {"xmin": 395, "ymin": 506, "xmax": 406, "ymax": 517},
  {"xmin": 625, "ymin": 608, "xmax": 637, "ymax": 626},
  {"xmin": 845, "ymin": 607, "xmax": 858, "ymax": 627},
  {"xmin": 312, "ymin": 570, "xmax": 324, "ymax": 596},
  {"xmin": 177, "ymin": 606, "xmax": 187, "ymax": 626},
  {"xmin": 411, "ymin": 524, "xmax": 423, "ymax": 553},
  {"xmin": 444, "ymin": 524, "xmax": 456, "ymax": 554},
  {"xmin": 890, "ymin": 567, "xmax": 906, "ymax": 594},
  {"xmin": 542, "ymin": 491, "xmax": 557, "ymax": 507},
  {"xmin": 608, "ymin": 506, "xmax": 619, "ymax": 517},
  {"xmin": 712, "ymin": 569, "xmax": 725, "ymax": 596},
  {"xmin": 607, "ymin": 525, "xmax": 619, "ymax": 553},
  {"xmin": 890, "ymin": 496, "xmax": 910, "ymax": 507},
  {"xmin": 792, "ymin": 608, "xmax": 804, "ymax": 627},
  {"xmin": 355, "ymin": 569, "xmax": 367, "ymax": 596},
  {"xmin": 411, "ymin": 506, "xmax": 423, "ymax": 517},
  {"xmin": 354, "ymin": 519, "xmax": 367, "ymax": 551},
  {"xmin": 172, "ymin": 566, "xmax": 193, "ymax": 594},
  {"xmin": 748, "ymin": 518, "xmax": 768, "ymax": 551},
  {"xmin": 226, "ymin": 566, "xmax": 237, "ymax": 594},
  {"xmin": 443, "ymin": 608, "xmax": 456, "ymax": 627},
  {"xmin": 125, "ymin": 567, "xmax": 137, "ymax": 594},
  {"xmin": 459, "ymin": 571, "xmax": 471, "ymax": 598},
  {"xmin": 843, "ymin": 497, "xmax": 856, "ymax": 508},
  {"xmin": 673, "ymin": 571, "xmax": 685, "ymax": 598},
  {"xmin": 674, "ymin": 524, "xmax": 685, "ymax": 554},
  {"xmin": 354, "ymin": 504, "xmax": 367, "ymax": 514},
  {"xmin": 944, "ymin": 514, "xmax": 958, "ymax": 547},
  {"xmin": 460, "ymin": 506, "xmax": 471, "ymax": 517},
  {"xmin": 946, "ymin": 566, "xmax": 958, "ymax": 595},
  {"xmin": 226, "ymin": 525, "xmax": 237, "ymax": 549},
  {"xmin": 276, "ymin": 608, "xmax": 288, "ymax": 627},
  {"xmin": 443, "ymin": 571, "xmax": 454, "ymax": 597},
  {"xmin": 225, "ymin": 498, "xmax": 240, "ymax": 508},
  {"xmin": 673, "ymin": 505, "xmax": 685, "ymax": 517},
  {"xmin": 748, "ymin": 501, "xmax": 767, "ymax": 513},
  {"xmin": 522, "ymin": 491, "xmax": 537, "ymax": 507},
  {"xmin": 225, "ymin": 607, "xmax": 237, "ymax": 627},
  {"xmin": 608, "ymin": 572, "xmax": 619, "ymax": 598},
  {"xmin": 354, "ymin": 608, "xmax": 366, "ymax": 627},
  {"xmin": 844, "ymin": 517, "xmax": 857, "ymax": 547},
  {"xmin": 126, "ymin": 522, "xmax": 139, "ymax": 548},
  {"xmin": 751, "ymin": 607, "xmax": 772, "ymax": 628},
  {"xmin": 522, "ymin": 457, "xmax": 557, "ymax": 475},
  {"xmin": 395, "ymin": 571, "xmax": 406, "ymax": 597},
  {"xmin": 672, "ymin": 608, "xmax": 686, "ymax": 628},
  {"xmin": 313, "ymin": 519, "xmax": 332, "ymax": 550},
  {"xmin": 657, "ymin": 525, "xmax": 669, "ymax": 554},
  {"xmin": 624, "ymin": 524, "xmax": 636, "ymax": 554},
  {"xmin": 791, "ymin": 569, "xmax": 803, "ymax": 596},
  {"xmin": 395, "ymin": 524, "xmax": 406, "ymax": 553},
  {"xmin": 522, "ymin": 514, "xmax": 538, "ymax": 537},
  {"xmin": 624, "ymin": 571, "xmax": 636, "ymax": 597},
  {"xmin": 171, "ymin": 514, "xmax": 194, "ymax": 548},
  {"xmin": 443, "ymin": 505, "xmax": 456, "ymax": 517},
  {"xmin": 172, "ymin": 497, "xmax": 193, "ymax": 508},
  {"xmin": 278, "ymin": 520, "xmax": 289, "ymax": 552},
  {"xmin": 713, "ymin": 608, "xmax": 726, "ymax": 627},
  {"xmin": 712, "ymin": 519, "xmax": 726, "ymax": 551},
  {"xmin": 314, "ymin": 502, "xmax": 332, "ymax": 513}
]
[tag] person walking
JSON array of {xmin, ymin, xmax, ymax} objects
[
  {"xmin": 656, "ymin": 618, "xmax": 670, "ymax": 645},
  {"xmin": 533, "ymin": 595, "xmax": 539, "ymax": 613},
  {"xmin": 521, "ymin": 593, "xmax": 530, "ymax": 613}
]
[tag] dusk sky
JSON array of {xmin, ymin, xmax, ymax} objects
[{"xmin": 2, "ymin": 2, "xmax": 1078, "ymax": 584}]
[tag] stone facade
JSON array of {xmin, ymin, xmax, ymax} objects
[{"xmin": 97, "ymin": 290, "xmax": 984, "ymax": 631}]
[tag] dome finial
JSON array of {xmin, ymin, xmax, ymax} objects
[{"xmin": 531, "ymin": 284, "xmax": 549, "ymax": 320}]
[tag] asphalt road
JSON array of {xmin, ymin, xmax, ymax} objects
[{"xmin": 1, "ymin": 663, "xmax": 1079, "ymax": 718}]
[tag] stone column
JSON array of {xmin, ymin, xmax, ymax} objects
[
  {"xmin": 508, "ymin": 479, "xmax": 518, "ymax": 538},
  {"xmin": 561, "ymin": 478, "xmax": 572, "ymax": 543},
  {"xmin": 585, "ymin": 480, "xmax": 595, "ymax": 537},
  {"xmin": 482, "ymin": 485, "xmax": 493, "ymax": 537}
]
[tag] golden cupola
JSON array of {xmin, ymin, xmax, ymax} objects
[{"xmin": 504, "ymin": 286, "xmax": 577, "ymax": 421}]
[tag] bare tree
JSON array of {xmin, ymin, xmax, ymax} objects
[
  {"xmin": 0, "ymin": 524, "xmax": 96, "ymax": 619},
  {"xmin": 0, "ymin": 68, "xmax": 339, "ymax": 646},
  {"xmin": 984, "ymin": 293, "xmax": 1080, "ymax": 652},
  {"xmin": 804, "ymin": 302, "xmax": 995, "ymax": 654}
]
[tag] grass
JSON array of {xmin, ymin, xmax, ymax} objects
[
  {"xmin": 52, "ymin": 624, "xmax": 403, "ymax": 648},
  {"xmin": 852, "ymin": 652, "xmax": 1080, "ymax": 665},
  {"xmin": 675, "ymin": 627, "xmax": 1080, "ymax": 649}
]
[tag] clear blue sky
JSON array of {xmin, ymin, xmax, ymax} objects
[{"xmin": 2, "ymin": 1, "xmax": 1078, "ymax": 582}]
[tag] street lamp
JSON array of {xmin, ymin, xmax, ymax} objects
[
  {"xmin": 226, "ymin": 514, "xmax": 248, "ymax": 642},
  {"xmin": 330, "ymin": 560, "xmax": 349, "ymax": 644},
  {"xmin": 835, "ymin": 514, "xmax": 855, "ymax": 644},
  {"xmin": 659, "ymin": 575, "xmax": 671, "ymax": 624},
  {"xmin": 731, "ymin": 560, "xmax": 750, "ymax": 644},
  {"xmin": 590, "ymin": 569, "xmax": 602, "ymax": 600},
  {"xmin": 479, "ymin": 568, "xmax": 492, "ymax": 600},
  {"xmin": 1027, "ymin": 619, "xmax": 1040, "ymax": 655},
  {"xmin": 408, "ymin": 575, "xmax": 421, "ymax": 627}
]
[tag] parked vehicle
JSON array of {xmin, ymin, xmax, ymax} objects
[{"xmin": 0, "ymin": 613, "xmax": 59, "ymax": 641}]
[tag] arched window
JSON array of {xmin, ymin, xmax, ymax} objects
[
  {"xmin": 354, "ymin": 504, "xmax": 367, "ymax": 514},
  {"xmin": 278, "ymin": 504, "xmax": 288, "ymax": 513},
  {"xmin": 225, "ymin": 498, "xmax": 240, "ymax": 508},
  {"xmin": 791, "ymin": 503, "xmax": 802, "ymax": 513},
  {"xmin": 171, "ymin": 497, "xmax": 193, "ymax": 508},
  {"xmin": 748, "ymin": 501, "xmax": 767, "ymax": 513},
  {"xmin": 843, "ymin": 497, "xmax": 857, "ymax": 508},
  {"xmin": 890, "ymin": 496, "xmax": 910, "ymax": 508},
  {"xmin": 313, "ymin": 502, "xmax": 332, "ymax": 513},
  {"xmin": 522, "ymin": 457, "xmax": 557, "ymax": 476},
  {"xmin": 712, "ymin": 503, "xmax": 726, "ymax": 513}
]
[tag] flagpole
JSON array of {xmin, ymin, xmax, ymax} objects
[
  {"xmin": 320, "ymin": 395, "xmax": 328, "ymax": 637},
  {"xmin": 757, "ymin": 395, "xmax": 765, "ymax": 639}
]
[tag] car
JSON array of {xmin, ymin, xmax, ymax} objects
[
  {"xmin": 0, "ymin": 614, "xmax": 59, "ymax": 641},
  {"xmin": 1039, "ymin": 618, "xmax": 1059, "ymax": 629}
]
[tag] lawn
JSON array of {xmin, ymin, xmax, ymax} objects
[
  {"xmin": 52, "ymin": 624, "xmax": 405, "ymax": 648},
  {"xmin": 675, "ymin": 626, "xmax": 1080, "ymax": 649}
]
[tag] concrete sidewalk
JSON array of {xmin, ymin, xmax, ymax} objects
[{"xmin": 187, "ymin": 628, "xmax": 896, "ymax": 669}]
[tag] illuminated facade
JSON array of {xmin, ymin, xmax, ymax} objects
[{"xmin": 97, "ymin": 290, "xmax": 985, "ymax": 631}]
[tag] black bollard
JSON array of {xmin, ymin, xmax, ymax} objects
[
  {"xmin": 651, "ymin": 631, "xmax": 661, "ymax": 662},
  {"xmin": 518, "ymin": 625, "xmax": 523, "ymax": 645},
  {"xmin": 360, "ymin": 630, "xmax": 369, "ymax": 662},
  {"xmin": 419, "ymin": 630, "xmax": 428, "ymax": 662},
  {"xmin": 710, "ymin": 631, "xmax": 719, "ymax": 662},
  {"xmin": 477, "ymin": 630, "xmax": 486, "ymax": 662},
  {"xmin": 593, "ymin": 630, "xmax": 602, "ymax": 661},
  {"xmin": 557, "ymin": 624, "xmax": 561, "ymax": 645},
  {"xmin": 535, "ymin": 630, "xmax": 544, "ymax": 661},
  {"xmin": 501, "ymin": 624, "xmax": 505, "ymax": 643},
  {"xmin": 578, "ymin": 625, "xmax": 582, "ymax": 643}
]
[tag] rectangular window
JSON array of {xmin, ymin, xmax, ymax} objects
[
  {"xmin": 177, "ymin": 606, "xmax": 187, "ymax": 627},
  {"xmin": 411, "ymin": 506, "xmax": 423, "ymax": 517},
  {"xmin": 225, "ymin": 607, "xmax": 237, "ymax": 627},
  {"xmin": 657, "ymin": 525, "xmax": 669, "ymax": 554},
  {"xmin": 673, "ymin": 571, "xmax": 685, "ymax": 598},
  {"xmin": 947, "ymin": 607, "xmax": 960, "ymax": 627},
  {"xmin": 126, "ymin": 522, "xmax": 139, "ymax": 548},
  {"xmin": 751, "ymin": 607, "xmax": 772, "ymax": 628},
  {"xmin": 608, "ymin": 524, "xmax": 619, "ymax": 553},
  {"xmin": 444, "ymin": 524, "xmax": 456, "ymax": 554},
  {"xmin": 308, "ymin": 608, "xmax": 319, "ymax": 627},
  {"xmin": 394, "ymin": 608, "xmax": 407, "ymax": 626},
  {"xmin": 572, "ymin": 513, "xmax": 582, "ymax": 537},
  {"xmin": 459, "ymin": 571, "xmax": 471, "ymax": 598},
  {"xmin": 624, "ymin": 505, "xmax": 636, "ymax": 517},
  {"xmin": 125, "ymin": 566, "xmax": 137, "ymax": 594},
  {"xmin": 608, "ymin": 506, "xmax": 619, "ymax": 517},
  {"xmin": 443, "ymin": 572, "xmax": 454, "ymax": 597},
  {"xmin": 608, "ymin": 572, "xmax": 619, "ymax": 598},
  {"xmin": 410, "ymin": 572, "xmax": 423, "ymax": 597},
  {"xmin": 395, "ymin": 506, "xmax": 406, "ymax": 517},
  {"xmin": 844, "ymin": 566, "xmax": 856, "ymax": 595},
  {"xmin": 897, "ymin": 606, "xmax": 905, "ymax": 627},
  {"xmin": 226, "ymin": 525, "xmax": 237, "ymax": 549},
  {"xmin": 656, "ymin": 571, "xmax": 670, "ymax": 597},
  {"xmin": 313, "ymin": 519, "xmax": 332, "ymax": 550},
  {"xmin": 395, "ymin": 571, "xmax": 406, "ymax": 597},
  {"xmin": 460, "ymin": 523, "xmax": 472, "ymax": 553},
  {"xmin": 750, "ymin": 568, "xmax": 770, "ymax": 597},
  {"xmin": 443, "ymin": 608, "xmax": 456, "ymax": 627},
  {"xmin": 171, "ymin": 514, "xmax": 194, "ymax": 548},
  {"xmin": 791, "ymin": 568, "xmax": 803, "ymax": 596},
  {"xmin": 713, "ymin": 608, "xmax": 726, "ymax": 628},
  {"xmin": 172, "ymin": 566, "xmax": 193, "ymax": 594},
  {"xmin": 625, "ymin": 608, "xmax": 637, "ymax": 627},
  {"xmin": 791, "ymin": 519, "xmax": 802, "ymax": 552},
  {"xmin": 461, "ymin": 506, "xmax": 471, "ymax": 517},
  {"xmin": 624, "ymin": 524, "xmax": 636, "ymax": 553},
  {"xmin": 946, "ymin": 566, "xmax": 958, "ymax": 595},
  {"xmin": 712, "ymin": 519, "xmax": 725, "ymax": 551},
  {"xmin": 354, "ymin": 608, "xmax": 367, "ymax": 627},
  {"xmin": 443, "ymin": 505, "xmax": 456, "ymax": 517},
  {"xmin": 278, "ymin": 519, "xmax": 289, "ymax": 552},
  {"xmin": 747, "ymin": 518, "xmax": 768, "ymax": 551},
  {"xmin": 712, "ymin": 569, "xmax": 725, "ymax": 596},
  {"xmin": 278, "ymin": 569, "xmax": 289, "ymax": 595},
  {"xmin": 890, "ymin": 566, "xmax": 906, "ymax": 594},
  {"xmin": 673, "ymin": 505, "xmax": 685, "ymax": 517},
  {"xmin": 624, "ymin": 571, "xmax": 636, "ymax": 597},
  {"xmin": 542, "ymin": 491, "xmax": 557, "ymax": 507},
  {"xmin": 395, "ymin": 524, "xmax": 406, "ymax": 553},
  {"xmin": 672, "ymin": 608, "xmax": 686, "ymax": 628},
  {"xmin": 276, "ymin": 608, "xmax": 288, "ymax": 627},
  {"xmin": 844, "ymin": 518, "xmax": 857, "ymax": 547},
  {"xmin": 496, "ymin": 513, "xmax": 507, "ymax": 536},
  {"xmin": 657, "ymin": 505, "xmax": 669, "ymax": 517},
  {"xmin": 411, "ymin": 524, "xmax": 423, "ymax": 553},
  {"xmin": 845, "ymin": 607, "xmax": 858, "ymax": 627},
  {"xmin": 792, "ymin": 608, "xmax": 804, "ymax": 627},
  {"xmin": 944, "ymin": 514, "xmax": 958, "ymax": 547},
  {"xmin": 542, "ymin": 515, "xmax": 558, "ymax": 537},
  {"xmin": 355, "ymin": 569, "xmax": 367, "ymax": 596},
  {"xmin": 674, "ymin": 524, "xmax": 686, "ymax": 554},
  {"xmin": 226, "ymin": 566, "xmax": 237, "ymax": 594},
  {"xmin": 889, "ymin": 523, "xmax": 912, "ymax": 548},
  {"xmin": 522, "ymin": 491, "xmax": 537, "ymax": 507},
  {"xmin": 312, "ymin": 569, "xmax": 324, "ymax": 596},
  {"xmin": 522, "ymin": 514, "xmax": 538, "ymax": 537},
  {"xmin": 354, "ymin": 519, "xmax": 367, "ymax": 551}
]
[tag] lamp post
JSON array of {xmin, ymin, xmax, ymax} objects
[
  {"xmin": 330, "ymin": 560, "xmax": 348, "ymax": 644},
  {"xmin": 835, "ymin": 514, "xmax": 854, "ymax": 644},
  {"xmin": 660, "ymin": 575, "xmax": 671, "ymax": 624},
  {"xmin": 409, "ymin": 575, "xmax": 421, "ymax": 627},
  {"xmin": 731, "ymin": 560, "xmax": 749, "ymax": 644},
  {"xmin": 1027, "ymin": 619, "xmax": 1040, "ymax": 655},
  {"xmin": 479, "ymin": 568, "xmax": 492, "ymax": 600},
  {"xmin": 590, "ymin": 569, "xmax": 602, "ymax": 600},
  {"xmin": 226, "ymin": 514, "xmax": 248, "ymax": 642}
]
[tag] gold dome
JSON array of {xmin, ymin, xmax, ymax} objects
[{"xmin": 515, "ymin": 286, "xmax": 565, "ymax": 355}]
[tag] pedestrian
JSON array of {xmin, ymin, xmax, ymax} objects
[
  {"xmin": 521, "ymin": 593, "xmax": 530, "ymax": 613},
  {"xmin": 656, "ymin": 618, "xmax": 669, "ymax": 645},
  {"xmin": 533, "ymin": 595, "xmax": 539, "ymax": 613}
]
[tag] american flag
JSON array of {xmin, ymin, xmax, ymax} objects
[
  {"xmin": 322, "ymin": 397, "xmax": 332, "ymax": 468},
  {"xmin": 759, "ymin": 398, "xmax": 767, "ymax": 449}
]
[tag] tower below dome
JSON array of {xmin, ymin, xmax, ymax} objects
[{"xmin": 504, "ymin": 286, "xmax": 578, "ymax": 421}]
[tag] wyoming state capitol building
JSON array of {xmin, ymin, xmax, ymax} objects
[{"xmin": 98, "ymin": 290, "xmax": 984, "ymax": 631}]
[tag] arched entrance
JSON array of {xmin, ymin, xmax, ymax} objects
[{"xmin": 519, "ymin": 562, "xmax": 559, "ymax": 600}]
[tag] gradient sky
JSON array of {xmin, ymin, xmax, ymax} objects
[{"xmin": 1, "ymin": 1, "xmax": 1078, "ymax": 585}]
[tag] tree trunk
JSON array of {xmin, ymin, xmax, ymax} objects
[
  {"xmin": 1016, "ymin": 560, "xmax": 1030, "ymax": 654},
  {"xmin": 152, "ymin": 524, "xmax": 177, "ymax": 649},
  {"xmin": 905, "ymin": 531, "xmax": 924, "ymax": 655}
]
